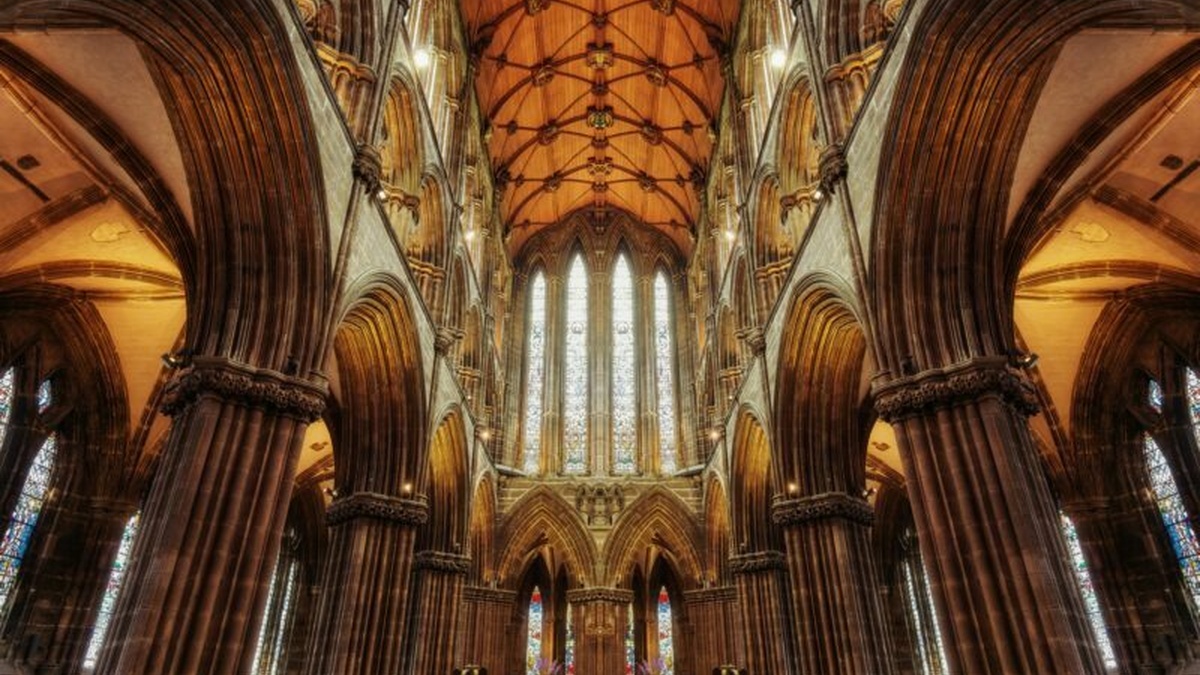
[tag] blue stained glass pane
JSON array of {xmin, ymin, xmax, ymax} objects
[
  {"xmin": 612, "ymin": 254, "xmax": 637, "ymax": 475},
  {"xmin": 83, "ymin": 513, "xmax": 140, "ymax": 670},
  {"xmin": 0, "ymin": 434, "xmax": 57, "ymax": 615},
  {"xmin": 0, "ymin": 370, "xmax": 13, "ymax": 458},
  {"xmin": 524, "ymin": 273, "xmax": 547, "ymax": 474},
  {"xmin": 1143, "ymin": 433, "xmax": 1200, "ymax": 617},
  {"xmin": 657, "ymin": 587, "xmax": 674, "ymax": 674},
  {"xmin": 563, "ymin": 255, "xmax": 589, "ymax": 474},
  {"xmin": 1060, "ymin": 513, "xmax": 1117, "ymax": 669},
  {"xmin": 36, "ymin": 380, "xmax": 51, "ymax": 414},
  {"xmin": 1149, "ymin": 379, "xmax": 1164, "ymax": 413},
  {"xmin": 526, "ymin": 587, "xmax": 543, "ymax": 674},
  {"xmin": 654, "ymin": 273, "xmax": 677, "ymax": 474}
]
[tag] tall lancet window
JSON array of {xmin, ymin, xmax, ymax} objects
[
  {"xmin": 1145, "ymin": 379, "xmax": 1200, "ymax": 615},
  {"xmin": 624, "ymin": 602, "xmax": 635, "ymax": 675},
  {"xmin": 565, "ymin": 602, "xmax": 576, "ymax": 673},
  {"xmin": 526, "ymin": 586, "xmax": 544, "ymax": 673},
  {"xmin": 653, "ymin": 272, "xmax": 677, "ymax": 474},
  {"xmin": 1188, "ymin": 368, "xmax": 1200, "ymax": 449},
  {"xmin": 612, "ymin": 253, "xmax": 637, "ymax": 474},
  {"xmin": 902, "ymin": 554, "xmax": 948, "ymax": 675},
  {"xmin": 83, "ymin": 512, "xmax": 141, "ymax": 670},
  {"xmin": 0, "ymin": 378, "xmax": 57, "ymax": 616},
  {"xmin": 657, "ymin": 586, "xmax": 675, "ymax": 674},
  {"xmin": 1059, "ymin": 512, "xmax": 1117, "ymax": 669},
  {"xmin": 252, "ymin": 542, "xmax": 300, "ymax": 675},
  {"xmin": 563, "ymin": 253, "xmax": 589, "ymax": 474},
  {"xmin": 523, "ymin": 272, "xmax": 547, "ymax": 474}
]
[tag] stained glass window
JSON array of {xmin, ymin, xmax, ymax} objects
[
  {"xmin": 1143, "ymin": 431, "xmax": 1200, "ymax": 614},
  {"xmin": 563, "ymin": 254, "xmax": 589, "ymax": 474},
  {"xmin": 82, "ymin": 513, "xmax": 140, "ymax": 670},
  {"xmin": 0, "ymin": 369, "xmax": 13, "ymax": 454},
  {"xmin": 624, "ymin": 602, "xmax": 635, "ymax": 675},
  {"xmin": 526, "ymin": 586, "xmax": 543, "ymax": 674},
  {"xmin": 612, "ymin": 254, "xmax": 637, "ymax": 474},
  {"xmin": 252, "ymin": 549, "xmax": 299, "ymax": 675},
  {"xmin": 1187, "ymin": 368, "xmax": 1200, "ymax": 451},
  {"xmin": 654, "ymin": 272, "xmax": 677, "ymax": 474},
  {"xmin": 524, "ymin": 272, "xmax": 547, "ymax": 474},
  {"xmin": 1059, "ymin": 512, "xmax": 1117, "ymax": 669},
  {"xmin": 657, "ymin": 586, "xmax": 674, "ymax": 674},
  {"xmin": 36, "ymin": 379, "xmax": 51, "ymax": 414},
  {"xmin": 902, "ymin": 555, "xmax": 948, "ymax": 675},
  {"xmin": 0, "ymin": 431, "xmax": 57, "ymax": 615},
  {"xmin": 565, "ymin": 602, "xmax": 576, "ymax": 674}
]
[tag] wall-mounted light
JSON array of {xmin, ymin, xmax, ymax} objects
[
  {"xmin": 464, "ymin": 228, "xmax": 477, "ymax": 242},
  {"xmin": 161, "ymin": 348, "xmax": 193, "ymax": 369},
  {"xmin": 402, "ymin": 482, "xmax": 413, "ymax": 495},
  {"xmin": 1011, "ymin": 351, "xmax": 1039, "ymax": 369},
  {"xmin": 787, "ymin": 482, "xmax": 799, "ymax": 496},
  {"xmin": 769, "ymin": 47, "xmax": 787, "ymax": 69},
  {"xmin": 813, "ymin": 188, "xmax": 825, "ymax": 202},
  {"xmin": 708, "ymin": 428, "xmax": 721, "ymax": 441},
  {"xmin": 413, "ymin": 48, "xmax": 432, "ymax": 69},
  {"xmin": 724, "ymin": 228, "xmax": 736, "ymax": 242},
  {"xmin": 479, "ymin": 428, "xmax": 492, "ymax": 442},
  {"xmin": 376, "ymin": 187, "xmax": 388, "ymax": 202}
]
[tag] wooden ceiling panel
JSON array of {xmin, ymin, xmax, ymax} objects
[{"xmin": 466, "ymin": 0, "xmax": 736, "ymax": 239}]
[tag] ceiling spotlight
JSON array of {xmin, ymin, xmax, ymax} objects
[
  {"xmin": 413, "ymin": 48, "xmax": 432, "ymax": 69},
  {"xmin": 769, "ymin": 47, "xmax": 787, "ymax": 68}
]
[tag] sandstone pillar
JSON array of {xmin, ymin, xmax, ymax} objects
[
  {"xmin": 874, "ymin": 357, "xmax": 1105, "ymax": 674},
  {"xmin": 459, "ymin": 586, "xmax": 517, "ymax": 674},
  {"xmin": 405, "ymin": 550, "xmax": 470, "ymax": 675},
  {"xmin": 729, "ymin": 551, "xmax": 793, "ymax": 674},
  {"xmin": 567, "ymin": 587, "xmax": 633, "ymax": 675},
  {"xmin": 773, "ymin": 492, "xmax": 896, "ymax": 674},
  {"xmin": 303, "ymin": 492, "xmax": 427, "ymax": 674},
  {"xmin": 681, "ymin": 586, "xmax": 738, "ymax": 673},
  {"xmin": 99, "ymin": 357, "xmax": 325, "ymax": 675}
]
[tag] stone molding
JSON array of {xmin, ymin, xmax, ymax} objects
[
  {"xmin": 565, "ymin": 586, "xmax": 634, "ymax": 604},
  {"xmin": 772, "ymin": 492, "xmax": 874, "ymax": 527},
  {"xmin": 160, "ymin": 356, "xmax": 327, "ymax": 421},
  {"xmin": 682, "ymin": 586, "xmax": 737, "ymax": 603},
  {"xmin": 873, "ymin": 357, "xmax": 1039, "ymax": 422},
  {"xmin": 325, "ymin": 492, "xmax": 429, "ymax": 527},
  {"xmin": 463, "ymin": 586, "xmax": 518, "ymax": 604},
  {"xmin": 414, "ymin": 550, "xmax": 472, "ymax": 574},
  {"xmin": 728, "ymin": 550, "xmax": 786, "ymax": 574}
]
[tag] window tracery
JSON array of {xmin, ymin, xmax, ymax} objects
[
  {"xmin": 654, "ymin": 272, "xmax": 677, "ymax": 474},
  {"xmin": 524, "ymin": 272, "xmax": 547, "ymax": 474}
]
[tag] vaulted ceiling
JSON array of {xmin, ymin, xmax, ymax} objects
[{"xmin": 462, "ymin": 0, "xmax": 739, "ymax": 249}]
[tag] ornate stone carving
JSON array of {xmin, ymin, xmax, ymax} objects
[
  {"xmin": 772, "ymin": 492, "xmax": 874, "ymax": 527},
  {"xmin": 682, "ymin": 586, "xmax": 737, "ymax": 603},
  {"xmin": 818, "ymin": 143, "xmax": 848, "ymax": 195},
  {"xmin": 325, "ymin": 492, "xmax": 429, "ymax": 527},
  {"xmin": 414, "ymin": 550, "xmax": 472, "ymax": 574},
  {"xmin": 575, "ymin": 482, "xmax": 626, "ymax": 527},
  {"xmin": 567, "ymin": 586, "xmax": 634, "ymax": 605},
  {"xmin": 728, "ymin": 550, "xmax": 786, "ymax": 574},
  {"xmin": 874, "ymin": 357, "xmax": 1040, "ymax": 422},
  {"xmin": 352, "ymin": 142, "xmax": 383, "ymax": 196},
  {"xmin": 463, "ymin": 586, "xmax": 517, "ymax": 604},
  {"xmin": 160, "ymin": 356, "xmax": 326, "ymax": 421}
]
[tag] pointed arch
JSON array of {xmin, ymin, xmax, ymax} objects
[
  {"xmin": 421, "ymin": 407, "xmax": 469, "ymax": 552},
  {"xmin": 497, "ymin": 485, "xmax": 598, "ymax": 587},
  {"xmin": 604, "ymin": 486, "xmax": 702, "ymax": 588},
  {"xmin": 730, "ymin": 407, "xmax": 779, "ymax": 553}
]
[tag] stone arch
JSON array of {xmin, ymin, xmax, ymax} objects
[
  {"xmin": 730, "ymin": 407, "xmax": 779, "ymax": 553},
  {"xmin": 496, "ymin": 485, "xmax": 598, "ymax": 587},
  {"xmin": 775, "ymin": 275, "xmax": 871, "ymax": 494},
  {"xmin": 420, "ymin": 407, "xmax": 470, "ymax": 553},
  {"xmin": 330, "ymin": 277, "xmax": 426, "ymax": 496},
  {"xmin": 870, "ymin": 0, "xmax": 1193, "ymax": 373},
  {"xmin": 380, "ymin": 77, "xmax": 425, "ymax": 227},
  {"xmin": 467, "ymin": 473, "xmax": 497, "ymax": 585},
  {"xmin": 751, "ymin": 174, "xmax": 789, "ymax": 319},
  {"xmin": 409, "ymin": 173, "xmax": 451, "ymax": 310},
  {"xmin": 702, "ymin": 473, "xmax": 733, "ymax": 584},
  {"xmin": 604, "ymin": 486, "xmax": 703, "ymax": 589}
]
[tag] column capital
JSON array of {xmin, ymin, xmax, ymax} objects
[
  {"xmin": 565, "ymin": 586, "xmax": 635, "ymax": 604},
  {"xmin": 352, "ymin": 142, "xmax": 384, "ymax": 195},
  {"xmin": 873, "ymin": 356, "xmax": 1038, "ymax": 422},
  {"xmin": 414, "ymin": 550, "xmax": 472, "ymax": 574},
  {"xmin": 160, "ymin": 356, "xmax": 327, "ymax": 421},
  {"xmin": 325, "ymin": 492, "xmax": 429, "ymax": 527},
  {"xmin": 817, "ymin": 143, "xmax": 848, "ymax": 195},
  {"xmin": 772, "ymin": 492, "xmax": 873, "ymax": 527},
  {"xmin": 728, "ymin": 550, "xmax": 786, "ymax": 574}
]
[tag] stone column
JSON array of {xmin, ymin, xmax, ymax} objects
[
  {"xmin": 459, "ymin": 586, "xmax": 517, "ymax": 674},
  {"xmin": 729, "ymin": 551, "xmax": 794, "ymax": 675},
  {"xmin": 303, "ymin": 492, "xmax": 428, "ymax": 674},
  {"xmin": 98, "ymin": 357, "xmax": 325, "ymax": 675},
  {"xmin": 567, "ymin": 587, "xmax": 633, "ymax": 675},
  {"xmin": 874, "ymin": 357, "xmax": 1105, "ymax": 674},
  {"xmin": 773, "ymin": 492, "xmax": 896, "ymax": 674},
  {"xmin": 405, "ymin": 551, "xmax": 470, "ymax": 675},
  {"xmin": 4, "ymin": 495, "xmax": 135, "ymax": 672},
  {"xmin": 682, "ymin": 586, "xmax": 738, "ymax": 674}
]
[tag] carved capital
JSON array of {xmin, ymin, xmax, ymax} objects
[
  {"xmin": 873, "ymin": 357, "xmax": 1039, "ymax": 422},
  {"xmin": 818, "ymin": 143, "xmax": 848, "ymax": 195},
  {"xmin": 435, "ymin": 327, "xmax": 461, "ymax": 355},
  {"xmin": 352, "ymin": 143, "xmax": 384, "ymax": 195},
  {"xmin": 566, "ymin": 586, "xmax": 635, "ymax": 604},
  {"xmin": 728, "ymin": 550, "xmax": 786, "ymax": 574},
  {"xmin": 772, "ymin": 492, "xmax": 874, "ymax": 527},
  {"xmin": 682, "ymin": 586, "xmax": 737, "ymax": 603},
  {"xmin": 325, "ymin": 492, "xmax": 429, "ymax": 527},
  {"xmin": 740, "ymin": 327, "xmax": 766, "ymax": 356},
  {"xmin": 463, "ymin": 585, "xmax": 518, "ymax": 604},
  {"xmin": 414, "ymin": 550, "xmax": 472, "ymax": 574},
  {"xmin": 160, "ymin": 356, "xmax": 326, "ymax": 421}
]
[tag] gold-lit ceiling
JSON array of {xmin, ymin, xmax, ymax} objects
[{"xmin": 462, "ymin": 0, "xmax": 738, "ymax": 243}]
